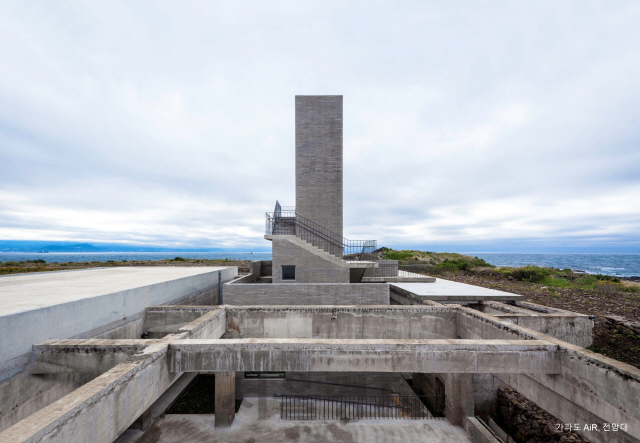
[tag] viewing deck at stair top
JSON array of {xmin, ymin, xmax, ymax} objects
[{"xmin": 265, "ymin": 206, "xmax": 377, "ymax": 258}]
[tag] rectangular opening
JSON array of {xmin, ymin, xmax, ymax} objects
[
  {"xmin": 281, "ymin": 265, "xmax": 296, "ymax": 281},
  {"xmin": 244, "ymin": 372, "xmax": 285, "ymax": 379}
]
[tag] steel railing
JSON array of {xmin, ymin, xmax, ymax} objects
[
  {"xmin": 266, "ymin": 203, "xmax": 376, "ymax": 258},
  {"xmin": 276, "ymin": 394, "xmax": 438, "ymax": 420}
]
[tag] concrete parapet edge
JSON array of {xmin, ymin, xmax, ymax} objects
[{"xmin": 456, "ymin": 306, "xmax": 640, "ymax": 443}]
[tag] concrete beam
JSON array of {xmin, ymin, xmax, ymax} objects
[
  {"xmin": 168, "ymin": 339, "xmax": 559, "ymax": 374},
  {"xmin": 31, "ymin": 309, "xmax": 226, "ymax": 375},
  {"xmin": 0, "ymin": 342, "xmax": 178, "ymax": 443},
  {"xmin": 456, "ymin": 307, "xmax": 640, "ymax": 443},
  {"xmin": 32, "ymin": 339, "xmax": 155, "ymax": 374}
]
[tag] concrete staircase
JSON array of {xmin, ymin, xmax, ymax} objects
[{"xmin": 264, "ymin": 234, "xmax": 377, "ymax": 271}]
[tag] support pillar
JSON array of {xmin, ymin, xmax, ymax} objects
[
  {"xmin": 215, "ymin": 371, "xmax": 235, "ymax": 427},
  {"xmin": 444, "ymin": 373, "xmax": 474, "ymax": 427}
]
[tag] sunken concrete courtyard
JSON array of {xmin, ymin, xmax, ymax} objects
[{"xmin": 1, "ymin": 96, "xmax": 639, "ymax": 443}]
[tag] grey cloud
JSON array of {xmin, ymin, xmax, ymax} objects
[{"xmin": 1, "ymin": 1, "xmax": 639, "ymax": 251}]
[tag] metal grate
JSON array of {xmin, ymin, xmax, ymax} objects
[{"xmin": 277, "ymin": 394, "xmax": 438, "ymax": 420}]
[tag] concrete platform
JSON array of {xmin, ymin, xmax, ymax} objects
[
  {"xmin": 362, "ymin": 270, "xmax": 436, "ymax": 283},
  {"xmin": 136, "ymin": 397, "xmax": 472, "ymax": 443},
  {"xmin": 0, "ymin": 267, "xmax": 236, "ymax": 370},
  {"xmin": 391, "ymin": 279, "xmax": 524, "ymax": 302},
  {"xmin": 0, "ymin": 267, "xmax": 228, "ymax": 316}
]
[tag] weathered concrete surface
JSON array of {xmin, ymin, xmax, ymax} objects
[
  {"xmin": 477, "ymin": 301, "xmax": 593, "ymax": 347},
  {"xmin": 224, "ymin": 305, "xmax": 457, "ymax": 339},
  {"xmin": 0, "ymin": 268, "xmax": 235, "ymax": 433},
  {"xmin": 0, "ymin": 340, "xmax": 179, "ymax": 443},
  {"xmin": 144, "ymin": 306, "xmax": 218, "ymax": 334},
  {"xmin": 114, "ymin": 372, "xmax": 198, "ymax": 443},
  {"xmin": 137, "ymin": 397, "xmax": 472, "ymax": 443},
  {"xmin": 391, "ymin": 280, "xmax": 524, "ymax": 301},
  {"xmin": 0, "ymin": 304, "xmax": 228, "ymax": 442},
  {"xmin": 236, "ymin": 371, "xmax": 416, "ymax": 398},
  {"xmin": 215, "ymin": 372, "xmax": 236, "ymax": 427},
  {"xmin": 390, "ymin": 288, "xmax": 442, "ymax": 306},
  {"xmin": 457, "ymin": 307, "xmax": 640, "ymax": 443},
  {"xmin": 272, "ymin": 236, "xmax": 350, "ymax": 283},
  {"xmin": 169, "ymin": 339, "xmax": 559, "ymax": 374},
  {"xmin": 32, "ymin": 339, "xmax": 156, "ymax": 374},
  {"xmin": 442, "ymin": 373, "xmax": 474, "ymax": 427},
  {"xmin": 0, "ymin": 267, "xmax": 236, "ymax": 365},
  {"xmin": 224, "ymin": 281, "xmax": 389, "ymax": 305},
  {"xmin": 32, "ymin": 309, "xmax": 225, "ymax": 375},
  {"xmin": 464, "ymin": 417, "xmax": 502, "ymax": 443}
]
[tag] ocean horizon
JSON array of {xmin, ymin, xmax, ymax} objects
[{"xmin": 1, "ymin": 251, "xmax": 639, "ymax": 277}]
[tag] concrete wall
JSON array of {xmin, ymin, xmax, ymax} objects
[
  {"xmin": 272, "ymin": 237, "xmax": 349, "ymax": 283},
  {"xmin": 457, "ymin": 307, "xmax": 640, "ymax": 443},
  {"xmin": 224, "ymin": 281, "xmax": 389, "ymax": 305},
  {"xmin": 0, "ymin": 342, "xmax": 180, "ymax": 443},
  {"xmin": 236, "ymin": 372, "xmax": 415, "ymax": 397},
  {"xmin": 224, "ymin": 306, "xmax": 457, "ymax": 339},
  {"xmin": 144, "ymin": 306, "xmax": 220, "ymax": 338},
  {"xmin": 1, "ymin": 267, "xmax": 235, "ymax": 367},
  {"xmin": 0, "ymin": 267, "xmax": 236, "ymax": 433},
  {"xmin": 471, "ymin": 373, "xmax": 508, "ymax": 418},
  {"xmin": 390, "ymin": 287, "xmax": 440, "ymax": 306},
  {"xmin": 0, "ymin": 305, "xmax": 228, "ymax": 442},
  {"xmin": 477, "ymin": 301, "xmax": 593, "ymax": 347},
  {"xmin": 295, "ymin": 95, "xmax": 343, "ymax": 238}
]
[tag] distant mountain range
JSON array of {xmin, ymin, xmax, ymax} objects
[
  {"xmin": 0, "ymin": 241, "xmax": 264, "ymax": 253},
  {"xmin": 37, "ymin": 243, "xmax": 102, "ymax": 252}
]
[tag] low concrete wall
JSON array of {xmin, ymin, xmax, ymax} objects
[
  {"xmin": 477, "ymin": 301, "xmax": 593, "ymax": 347},
  {"xmin": 0, "ymin": 267, "xmax": 236, "ymax": 433},
  {"xmin": 224, "ymin": 305, "xmax": 457, "ymax": 339},
  {"xmin": 224, "ymin": 282, "xmax": 389, "ymax": 305},
  {"xmin": 464, "ymin": 417, "xmax": 502, "ymax": 443},
  {"xmin": 1, "ymin": 268, "xmax": 236, "ymax": 366},
  {"xmin": 390, "ymin": 287, "xmax": 440, "ymax": 305},
  {"xmin": 457, "ymin": 307, "xmax": 640, "ymax": 443},
  {"xmin": 144, "ymin": 306, "xmax": 218, "ymax": 336},
  {"xmin": 0, "ymin": 306, "xmax": 228, "ymax": 442},
  {"xmin": 0, "ymin": 342, "xmax": 180, "ymax": 443}
]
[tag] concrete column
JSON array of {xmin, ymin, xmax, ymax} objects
[
  {"xmin": 129, "ymin": 406, "xmax": 152, "ymax": 431},
  {"xmin": 295, "ymin": 95, "xmax": 343, "ymax": 237},
  {"xmin": 443, "ymin": 373, "xmax": 474, "ymax": 427},
  {"xmin": 215, "ymin": 371, "xmax": 236, "ymax": 427}
]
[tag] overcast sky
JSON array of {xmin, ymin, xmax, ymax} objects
[{"xmin": 1, "ymin": 1, "xmax": 639, "ymax": 252}]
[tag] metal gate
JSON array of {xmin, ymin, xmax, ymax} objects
[{"xmin": 277, "ymin": 394, "xmax": 438, "ymax": 420}]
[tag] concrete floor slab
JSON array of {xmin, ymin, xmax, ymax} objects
[
  {"xmin": 392, "ymin": 279, "xmax": 523, "ymax": 301},
  {"xmin": 0, "ymin": 267, "xmax": 236, "ymax": 366},
  {"xmin": 0, "ymin": 267, "xmax": 227, "ymax": 316},
  {"xmin": 139, "ymin": 397, "xmax": 472, "ymax": 443}
]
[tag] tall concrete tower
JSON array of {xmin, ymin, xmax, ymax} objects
[{"xmin": 295, "ymin": 95, "xmax": 343, "ymax": 237}]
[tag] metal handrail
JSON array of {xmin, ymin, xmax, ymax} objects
[
  {"xmin": 266, "ymin": 205, "xmax": 376, "ymax": 258},
  {"xmin": 276, "ymin": 394, "xmax": 438, "ymax": 420}
]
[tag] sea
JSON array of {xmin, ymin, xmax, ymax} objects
[
  {"xmin": 0, "ymin": 251, "xmax": 639, "ymax": 278},
  {"xmin": 466, "ymin": 253, "xmax": 640, "ymax": 278}
]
